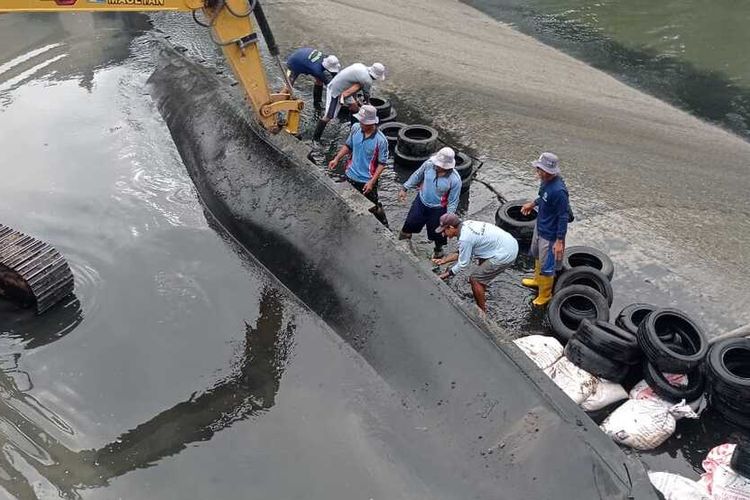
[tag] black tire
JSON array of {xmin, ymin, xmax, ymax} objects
[
  {"xmin": 564, "ymin": 337, "xmax": 628, "ymax": 382},
  {"xmin": 642, "ymin": 363, "xmax": 705, "ymax": 403},
  {"xmin": 554, "ymin": 267, "xmax": 614, "ymax": 307},
  {"xmin": 393, "ymin": 145, "xmax": 430, "ymax": 171},
  {"xmin": 616, "ymin": 303, "xmax": 659, "ymax": 337},
  {"xmin": 709, "ymin": 394, "xmax": 750, "ymax": 430},
  {"xmin": 562, "ymin": 246, "xmax": 615, "ymax": 281},
  {"xmin": 494, "ymin": 199, "xmax": 537, "ymax": 243},
  {"xmin": 706, "ymin": 338, "xmax": 750, "ymax": 405},
  {"xmin": 368, "ymin": 96, "xmax": 392, "ymax": 119},
  {"xmin": 575, "ymin": 319, "xmax": 640, "ymax": 364},
  {"xmin": 731, "ymin": 442, "xmax": 750, "ymax": 477},
  {"xmin": 379, "ymin": 108, "xmax": 398, "ymax": 124},
  {"xmin": 379, "ymin": 122, "xmax": 405, "ymax": 153},
  {"xmin": 396, "ymin": 125, "xmax": 439, "ymax": 158},
  {"xmin": 547, "ymin": 285, "xmax": 610, "ymax": 342},
  {"xmin": 636, "ymin": 308, "xmax": 708, "ymax": 373},
  {"xmin": 454, "ymin": 152, "xmax": 474, "ymax": 180}
]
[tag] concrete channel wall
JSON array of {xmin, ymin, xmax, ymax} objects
[{"xmin": 148, "ymin": 46, "xmax": 657, "ymax": 499}]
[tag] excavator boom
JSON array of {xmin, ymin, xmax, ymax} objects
[{"xmin": 0, "ymin": 0, "xmax": 303, "ymax": 135}]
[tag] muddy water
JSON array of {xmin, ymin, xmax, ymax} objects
[{"xmin": 0, "ymin": 14, "xmax": 452, "ymax": 500}]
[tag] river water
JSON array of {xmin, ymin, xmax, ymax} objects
[
  {"xmin": 465, "ymin": 0, "xmax": 750, "ymax": 140},
  {"xmin": 0, "ymin": 14, "xmax": 447, "ymax": 500}
]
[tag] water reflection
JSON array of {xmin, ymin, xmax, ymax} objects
[
  {"xmin": 0, "ymin": 286, "xmax": 294, "ymax": 498},
  {"xmin": 0, "ymin": 294, "xmax": 83, "ymax": 350}
]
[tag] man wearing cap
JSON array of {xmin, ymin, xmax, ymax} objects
[
  {"xmin": 520, "ymin": 152, "xmax": 570, "ymax": 307},
  {"xmin": 432, "ymin": 214, "xmax": 519, "ymax": 314},
  {"xmin": 312, "ymin": 62, "xmax": 387, "ymax": 143},
  {"xmin": 328, "ymin": 104, "xmax": 390, "ymax": 226},
  {"xmin": 398, "ymin": 147, "xmax": 462, "ymax": 258},
  {"xmin": 284, "ymin": 47, "xmax": 341, "ymax": 109}
]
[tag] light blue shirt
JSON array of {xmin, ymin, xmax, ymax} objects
[
  {"xmin": 451, "ymin": 220, "xmax": 519, "ymax": 275},
  {"xmin": 345, "ymin": 123, "xmax": 389, "ymax": 183},
  {"xmin": 403, "ymin": 161, "xmax": 462, "ymax": 214}
]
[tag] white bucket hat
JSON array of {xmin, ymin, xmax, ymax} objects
[
  {"xmin": 431, "ymin": 147, "xmax": 456, "ymax": 170},
  {"xmin": 353, "ymin": 104, "xmax": 379, "ymax": 125},
  {"xmin": 368, "ymin": 62, "xmax": 386, "ymax": 81},
  {"xmin": 322, "ymin": 55, "xmax": 341, "ymax": 73}
]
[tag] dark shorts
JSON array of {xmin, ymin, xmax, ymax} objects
[{"xmin": 401, "ymin": 195, "xmax": 447, "ymax": 246}]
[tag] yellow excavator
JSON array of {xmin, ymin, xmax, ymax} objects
[
  {"xmin": 0, "ymin": 0, "xmax": 303, "ymax": 314},
  {"xmin": 1, "ymin": 0, "xmax": 303, "ymax": 134}
]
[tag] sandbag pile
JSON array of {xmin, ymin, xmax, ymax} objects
[{"xmin": 650, "ymin": 442, "xmax": 750, "ymax": 499}]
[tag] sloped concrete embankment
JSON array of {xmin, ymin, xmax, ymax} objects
[{"xmin": 148, "ymin": 47, "xmax": 656, "ymax": 499}]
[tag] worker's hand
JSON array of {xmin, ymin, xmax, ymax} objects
[
  {"xmin": 553, "ymin": 239, "xmax": 565, "ymax": 261},
  {"xmin": 431, "ymin": 257, "xmax": 444, "ymax": 266},
  {"xmin": 363, "ymin": 180, "xmax": 375, "ymax": 194},
  {"xmin": 398, "ymin": 189, "xmax": 407, "ymax": 203},
  {"xmin": 521, "ymin": 202, "xmax": 535, "ymax": 216},
  {"xmin": 328, "ymin": 158, "xmax": 338, "ymax": 170},
  {"xmin": 438, "ymin": 271, "xmax": 451, "ymax": 280}
]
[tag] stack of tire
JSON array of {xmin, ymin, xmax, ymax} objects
[
  {"xmin": 495, "ymin": 199, "xmax": 536, "ymax": 245},
  {"xmin": 393, "ymin": 124, "xmax": 439, "ymax": 170},
  {"xmin": 547, "ymin": 247, "xmax": 615, "ymax": 341},
  {"xmin": 705, "ymin": 337, "xmax": 750, "ymax": 428},
  {"xmin": 339, "ymin": 95, "xmax": 397, "ymax": 123},
  {"xmin": 634, "ymin": 308, "xmax": 708, "ymax": 403},
  {"xmin": 564, "ymin": 318, "xmax": 639, "ymax": 383}
]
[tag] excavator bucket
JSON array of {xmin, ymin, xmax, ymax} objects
[{"xmin": 0, "ymin": 224, "xmax": 75, "ymax": 314}]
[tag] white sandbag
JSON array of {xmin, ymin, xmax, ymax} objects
[
  {"xmin": 700, "ymin": 443, "xmax": 750, "ymax": 499},
  {"xmin": 543, "ymin": 357, "xmax": 597, "ymax": 404},
  {"xmin": 600, "ymin": 399, "xmax": 698, "ymax": 450},
  {"xmin": 648, "ymin": 471, "xmax": 710, "ymax": 500},
  {"xmin": 513, "ymin": 335, "xmax": 563, "ymax": 370},
  {"xmin": 581, "ymin": 378, "xmax": 628, "ymax": 411},
  {"xmin": 629, "ymin": 376, "xmax": 706, "ymax": 417}
]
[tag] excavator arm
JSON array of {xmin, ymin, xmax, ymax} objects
[{"xmin": 0, "ymin": 0, "xmax": 303, "ymax": 134}]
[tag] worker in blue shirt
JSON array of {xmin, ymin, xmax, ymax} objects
[
  {"xmin": 285, "ymin": 48, "xmax": 341, "ymax": 109},
  {"xmin": 520, "ymin": 152, "xmax": 570, "ymax": 306},
  {"xmin": 328, "ymin": 105, "xmax": 390, "ymax": 226},
  {"xmin": 398, "ymin": 147, "xmax": 462, "ymax": 258}
]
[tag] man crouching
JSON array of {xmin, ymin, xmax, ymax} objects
[{"xmin": 432, "ymin": 214, "xmax": 519, "ymax": 314}]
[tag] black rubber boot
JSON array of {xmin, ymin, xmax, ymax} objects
[
  {"xmin": 313, "ymin": 85, "xmax": 323, "ymax": 109},
  {"xmin": 312, "ymin": 119, "xmax": 327, "ymax": 142},
  {"xmin": 398, "ymin": 231, "xmax": 412, "ymax": 240},
  {"xmin": 433, "ymin": 245, "xmax": 444, "ymax": 259}
]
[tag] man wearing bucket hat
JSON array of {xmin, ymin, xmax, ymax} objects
[
  {"xmin": 312, "ymin": 62, "xmax": 387, "ymax": 143},
  {"xmin": 398, "ymin": 147, "xmax": 463, "ymax": 258},
  {"xmin": 328, "ymin": 104, "xmax": 390, "ymax": 226},
  {"xmin": 284, "ymin": 48, "xmax": 341, "ymax": 109},
  {"xmin": 431, "ymin": 214, "xmax": 519, "ymax": 314},
  {"xmin": 520, "ymin": 152, "xmax": 570, "ymax": 307}
]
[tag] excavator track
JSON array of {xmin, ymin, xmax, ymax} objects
[{"xmin": 0, "ymin": 224, "xmax": 75, "ymax": 314}]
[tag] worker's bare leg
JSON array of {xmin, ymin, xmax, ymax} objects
[{"xmin": 469, "ymin": 278, "xmax": 487, "ymax": 313}]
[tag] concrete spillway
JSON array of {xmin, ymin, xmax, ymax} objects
[{"xmin": 148, "ymin": 47, "xmax": 657, "ymax": 499}]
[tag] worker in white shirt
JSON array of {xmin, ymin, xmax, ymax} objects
[{"xmin": 432, "ymin": 214, "xmax": 519, "ymax": 314}]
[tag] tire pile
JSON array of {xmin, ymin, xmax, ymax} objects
[{"xmin": 372, "ymin": 104, "xmax": 476, "ymax": 190}]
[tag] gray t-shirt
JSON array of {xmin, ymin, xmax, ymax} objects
[{"xmin": 327, "ymin": 63, "xmax": 373, "ymax": 98}]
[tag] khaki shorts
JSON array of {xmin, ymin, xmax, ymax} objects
[
  {"xmin": 530, "ymin": 227, "xmax": 562, "ymax": 276},
  {"xmin": 470, "ymin": 259, "xmax": 511, "ymax": 286}
]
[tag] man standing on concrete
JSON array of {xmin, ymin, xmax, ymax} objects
[
  {"xmin": 328, "ymin": 104, "xmax": 390, "ymax": 226},
  {"xmin": 398, "ymin": 147, "xmax": 462, "ymax": 259},
  {"xmin": 432, "ymin": 214, "xmax": 519, "ymax": 314},
  {"xmin": 520, "ymin": 152, "xmax": 570, "ymax": 307},
  {"xmin": 284, "ymin": 48, "xmax": 341, "ymax": 109},
  {"xmin": 312, "ymin": 62, "xmax": 386, "ymax": 143}
]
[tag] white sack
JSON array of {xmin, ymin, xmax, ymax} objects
[
  {"xmin": 513, "ymin": 335, "xmax": 563, "ymax": 370},
  {"xmin": 600, "ymin": 399, "xmax": 697, "ymax": 450},
  {"xmin": 543, "ymin": 357, "xmax": 597, "ymax": 404}
]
